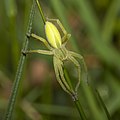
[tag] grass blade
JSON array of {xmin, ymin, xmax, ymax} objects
[
  {"xmin": 75, "ymin": 0, "xmax": 120, "ymax": 68},
  {"xmin": 102, "ymin": 0, "xmax": 120, "ymax": 43},
  {"xmin": 95, "ymin": 89, "xmax": 111, "ymax": 120},
  {"xmin": 4, "ymin": 1, "xmax": 36, "ymax": 119},
  {"xmin": 82, "ymin": 85, "xmax": 105, "ymax": 120},
  {"xmin": 64, "ymin": 68, "xmax": 87, "ymax": 120},
  {"xmin": 74, "ymin": 99, "xmax": 87, "ymax": 120}
]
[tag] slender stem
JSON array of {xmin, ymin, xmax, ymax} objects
[
  {"xmin": 95, "ymin": 89, "xmax": 111, "ymax": 120},
  {"xmin": 73, "ymin": 97, "xmax": 87, "ymax": 120},
  {"xmin": 64, "ymin": 68, "xmax": 87, "ymax": 120},
  {"xmin": 4, "ymin": 1, "xmax": 36, "ymax": 120},
  {"xmin": 35, "ymin": 0, "xmax": 46, "ymax": 24}
]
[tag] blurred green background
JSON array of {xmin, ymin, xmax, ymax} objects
[{"xmin": 0, "ymin": 0, "xmax": 120, "ymax": 119}]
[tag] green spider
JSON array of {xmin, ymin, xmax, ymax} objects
[{"xmin": 23, "ymin": 0, "xmax": 87, "ymax": 100}]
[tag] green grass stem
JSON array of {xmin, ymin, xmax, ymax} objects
[
  {"xmin": 74, "ymin": 98, "xmax": 87, "ymax": 120},
  {"xmin": 4, "ymin": 1, "xmax": 36, "ymax": 119},
  {"xmin": 64, "ymin": 68, "xmax": 87, "ymax": 120},
  {"xmin": 35, "ymin": 0, "xmax": 46, "ymax": 24},
  {"xmin": 95, "ymin": 89, "xmax": 111, "ymax": 120}
]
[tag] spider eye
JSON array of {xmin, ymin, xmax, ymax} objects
[{"xmin": 45, "ymin": 21, "xmax": 62, "ymax": 48}]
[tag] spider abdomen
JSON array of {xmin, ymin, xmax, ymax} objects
[{"xmin": 45, "ymin": 21, "xmax": 62, "ymax": 48}]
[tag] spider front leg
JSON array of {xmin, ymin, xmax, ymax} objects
[
  {"xmin": 22, "ymin": 49, "xmax": 53, "ymax": 56},
  {"xmin": 46, "ymin": 18, "xmax": 67, "ymax": 34},
  {"xmin": 69, "ymin": 51, "xmax": 88, "ymax": 85},
  {"xmin": 26, "ymin": 33, "xmax": 52, "ymax": 50},
  {"xmin": 46, "ymin": 18, "xmax": 71, "ymax": 43},
  {"xmin": 53, "ymin": 57, "xmax": 76, "ymax": 98}
]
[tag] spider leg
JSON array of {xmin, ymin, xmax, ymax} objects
[
  {"xmin": 22, "ymin": 50, "xmax": 53, "ymax": 56},
  {"xmin": 46, "ymin": 18, "xmax": 71, "ymax": 44},
  {"xmin": 53, "ymin": 57, "xmax": 75, "ymax": 96},
  {"xmin": 26, "ymin": 33, "xmax": 52, "ymax": 50},
  {"xmin": 58, "ymin": 64, "xmax": 75, "ymax": 94},
  {"xmin": 46, "ymin": 18, "xmax": 67, "ymax": 34},
  {"xmin": 58, "ymin": 62, "xmax": 78, "ymax": 100},
  {"xmin": 68, "ymin": 55, "xmax": 81, "ymax": 93},
  {"xmin": 69, "ymin": 51, "xmax": 88, "ymax": 85}
]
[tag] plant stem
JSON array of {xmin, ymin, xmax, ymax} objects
[
  {"xmin": 4, "ymin": 1, "xmax": 36, "ymax": 120},
  {"xmin": 73, "ymin": 97, "xmax": 87, "ymax": 120},
  {"xmin": 95, "ymin": 89, "xmax": 111, "ymax": 120},
  {"xmin": 35, "ymin": 0, "xmax": 46, "ymax": 24},
  {"xmin": 64, "ymin": 68, "xmax": 87, "ymax": 120}
]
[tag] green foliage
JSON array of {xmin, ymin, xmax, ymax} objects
[{"xmin": 0, "ymin": 0, "xmax": 120, "ymax": 120}]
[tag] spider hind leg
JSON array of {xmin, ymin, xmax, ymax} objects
[
  {"xmin": 69, "ymin": 51, "xmax": 88, "ymax": 85},
  {"xmin": 53, "ymin": 57, "xmax": 76, "ymax": 98},
  {"xmin": 68, "ymin": 55, "xmax": 81, "ymax": 93}
]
